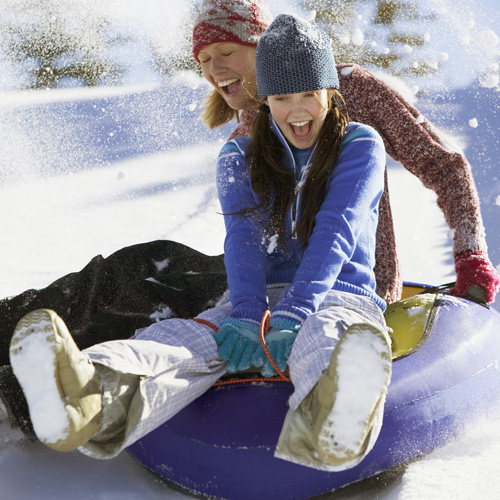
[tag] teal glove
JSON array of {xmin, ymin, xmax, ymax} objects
[
  {"xmin": 214, "ymin": 318, "xmax": 260, "ymax": 373},
  {"xmin": 253, "ymin": 317, "xmax": 300, "ymax": 378}
]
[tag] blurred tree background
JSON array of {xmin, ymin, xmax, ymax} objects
[
  {"xmin": 305, "ymin": 0, "xmax": 441, "ymax": 81},
  {"xmin": 0, "ymin": 0, "xmax": 452, "ymax": 91},
  {"xmin": 1, "ymin": 0, "xmax": 124, "ymax": 89}
]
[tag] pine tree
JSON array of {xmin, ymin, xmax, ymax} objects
[
  {"xmin": 152, "ymin": 24, "xmax": 202, "ymax": 78},
  {"xmin": 305, "ymin": 0, "xmax": 441, "ymax": 82},
  {"xmin": 2, "ymin": 0, "xmax": 121, "ymax": 89}
]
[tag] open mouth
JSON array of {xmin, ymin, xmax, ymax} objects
[
  {"xmin": 218, "ymin": 78, "xmax": 240, "ymax": 96},
  {"xmin": 290, "ymin": 120, "xmax": 312, "ymax": 141}
]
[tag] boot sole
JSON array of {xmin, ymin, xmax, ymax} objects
[
  {"xmin": 10, "ymin": 309, "xmax": 102, "ymax": 451},
  {"xmin": 314, "ymin": 323, "xmax": 392, "ymax": 464}
]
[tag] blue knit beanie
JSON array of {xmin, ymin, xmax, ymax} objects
[{"xmin": 256, "ymin": 14, "xmax": 339, "ymax": 97}]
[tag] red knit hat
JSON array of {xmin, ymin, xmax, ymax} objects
[{"xmin": 192, "ymin": 0, "xmax": 273, "ymax": 62}]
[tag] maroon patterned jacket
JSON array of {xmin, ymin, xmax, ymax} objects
[{"xmin": 228, "ymin": 64, "xmax": 487, "ymax": 304}]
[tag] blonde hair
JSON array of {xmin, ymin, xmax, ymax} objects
[{"xmin": 201, "ymin": 89, "xmax": 239, "ymax": 129}]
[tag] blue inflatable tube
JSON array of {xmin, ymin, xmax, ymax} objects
[{"xmin": 127, "ymin": 293, "xmax": 500, "ymax": 499}]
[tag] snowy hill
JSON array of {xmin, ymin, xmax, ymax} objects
[
  {"xmin": 0, "ymin": 77, "xmax": 499, "ymax": 499},
  {"xmin": 420, "ymin": 85, "xmax": 500, "ymax": 299},
  {"xmin": 1, "ymin": 0, "xmax": 500, "ymax": 496},
  {"xmin": 0, "ymin": 79, "xmax": 230, "ymax": 299},
  {"xmin": 0, "ymin": 78, "xmax": 231, "ymax": 181}
]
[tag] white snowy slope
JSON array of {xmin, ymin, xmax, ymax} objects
[
  {"xmin": 1, "ymin": 0, "xmax": 500, "ymax": 496},
  {"xmin": 0, "ymin": 81, "xmax": 499, "ymax": 500}
]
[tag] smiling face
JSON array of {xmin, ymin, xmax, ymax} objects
[
  {"xmin": 198, "ymin": 42, "xmax": 258, "ymax": 111},
  {"xmin": 267, "ymin": 89, "xmax": 332, "ymax": 149}
]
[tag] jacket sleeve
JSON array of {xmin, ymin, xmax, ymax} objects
[
  {"xmin": 340, "ymin": 64, "xmax": 487, "ymax": 256},
  {"xmin": 273, "ymin": 124, "xmax": 386, "ymax": 323},
  {"xmin": 216, "ymin": 141, "xmax": 269, "ymax": 326}
]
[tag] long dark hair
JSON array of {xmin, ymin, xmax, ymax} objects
[{"xmin": 243, "ymin": 89, "xmax": 349, "ymax": 247}]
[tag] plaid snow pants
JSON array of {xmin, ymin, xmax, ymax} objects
[{"xmin": 80, "ymin": 287, "xmax": 386, "ymax": 472}]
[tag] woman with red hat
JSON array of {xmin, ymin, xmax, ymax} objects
[{"xmin": 192, "ymin": 0, "xmax": 498, "ymax": 306}]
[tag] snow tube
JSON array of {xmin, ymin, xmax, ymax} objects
[{"xmin": 127, "ymin": 287, "xmax": 500, "ymax": 499}]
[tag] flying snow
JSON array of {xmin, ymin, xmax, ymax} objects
[
  {"xmin": 480, "ymin": 74, "xmax": 500, "ymax": 88},
  {"xmin": 351, "ymin": 29, "xmax": 364, "ymax": 47}
]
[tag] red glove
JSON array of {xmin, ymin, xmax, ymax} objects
[{"xmin": 450, "ymin": 251, "xmax": 499, "ymax": 303}]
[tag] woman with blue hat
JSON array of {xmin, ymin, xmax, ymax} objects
[
  {"xmin": 10, "ymin": 14, "xmax": 391, "ymax": 472},
  {"xmin": 215, "ymin": 13, "xmax": 391, "ymax": 470}
]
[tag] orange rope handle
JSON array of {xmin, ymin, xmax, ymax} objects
[
  {"xmin": 259, "ymin": 310, "xmax": 290, "ymax": 382},
  {"xmin": 191, "ymin": 318, "xmax": 218, "ymax": 332},
  {"xmin": 191, "ymin": 313, "xmax": 291, "ymax": 386}
]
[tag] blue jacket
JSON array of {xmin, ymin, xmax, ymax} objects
[{"xmin": 216, "ymin": 119, "xmax": 387, "ymax": 328}]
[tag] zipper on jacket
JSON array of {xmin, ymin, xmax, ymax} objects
[
  {"xmin": 291, "ymin": 216, "xmax": 297, "ymax": 240},
  {"xmin": 271, "ymin": 121, "xmax": 299, "ymax": 241},
  {"xmin": 269, "ymin": 117, "xmax": 315, "ymax": 246}
]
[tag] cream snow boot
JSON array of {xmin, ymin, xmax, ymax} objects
[
  {"xmin": 307, "ymin": 322, "xmax": 392, "ymax": 467},
  {"xmin": 10, "ymin": 309, "xmax": 102, "ymax": 452}
]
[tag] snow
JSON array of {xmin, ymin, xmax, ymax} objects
[
  {"xmin": 149, "ymin": 306, "xmax": 174, "ymax": 322},
  {"xmin": 154, "ymin": 259, "xmax": 170, "ymax": 271},
  {"xmin": 469, "ymin": 117, "xmax": 479, "ymax": 127},
  {"xmin": 480, "ymin": 74, "xmax": 500, "ymax": 88},
  {"xmin": 325, "ymin": 327, "xmax": 390, "ymax": 460},
  {"xmin": 478, "ymin": 30, "xmax": 500, "ymax": 48},
  {"xmin": 1, "ymin": 0, "xmax": 500, "ymax": 498},
  {"xmin": 10, "ymin": 325, "xmax": 70, "ymax": 444},
  {"xmin": 341, "ymin": 66, "xmax": 354, "ymax": 77},
  {"xmin": 1, "ymin": 84, "xmax": 499, "ymax": 500},
  {"xmin": 351, "ymin": 28, "xmax": 364, "ymax": 47},
  {"xmin": 267, "ymin": 234, "xmax": 279, "ymax": 254}
]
